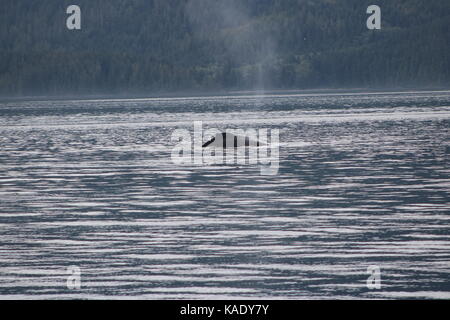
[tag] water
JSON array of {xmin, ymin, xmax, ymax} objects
[{"xmin": 0, "ymin": 91, "xmax": 449, "ymax": 299}]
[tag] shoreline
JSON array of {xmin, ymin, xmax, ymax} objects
[{"xmin": 1, "ymin": 87, "xmax": 450, "ymax": 104}]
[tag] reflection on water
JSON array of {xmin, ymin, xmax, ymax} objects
[{"xmin": 0, "ymin": 91, "xmax": 449, "ymax": 299}]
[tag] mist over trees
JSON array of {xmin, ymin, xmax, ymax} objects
[{"xmin": 1, "ymin": 0, "xmax": 449, "ymax": 97}]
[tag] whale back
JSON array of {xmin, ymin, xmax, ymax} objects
[{"xmin": 202, "ymin": 132, "xmax": 260, "ymax": 148}]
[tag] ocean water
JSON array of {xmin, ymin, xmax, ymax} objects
[{"xmin": 0, "ymin": 91, "xmax": 449, "ymax": 299}]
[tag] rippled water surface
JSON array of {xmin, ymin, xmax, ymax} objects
[{"xmin": 0, "ymin": 91, "xmax": 449, "ymax": 299}]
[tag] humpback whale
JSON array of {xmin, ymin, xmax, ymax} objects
[{"xmin": 202, "ymin": 132, "xmax": 261, "ymax": 148}]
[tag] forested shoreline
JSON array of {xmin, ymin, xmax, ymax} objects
[{"xmin": 1, "ymin": 0, "xmax": 449, "ymax": 97}]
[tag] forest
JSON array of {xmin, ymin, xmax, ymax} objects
[{"xmin": 1, "ymin": 0, "xmax": 449, "ymax": 97}]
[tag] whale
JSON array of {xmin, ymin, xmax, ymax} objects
[{"xmin": 202, "ymin": 132, "xmax": 261, "ymax": 148}]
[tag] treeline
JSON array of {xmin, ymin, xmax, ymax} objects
[{"xmin": 0, "ymin": 0, "xmax": 449, "ymax": 96}]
